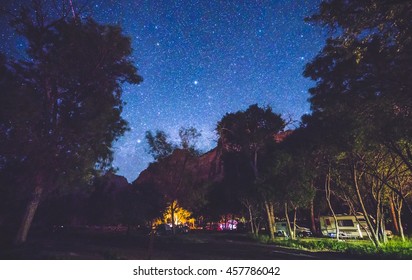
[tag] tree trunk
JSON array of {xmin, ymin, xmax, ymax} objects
[
  {"xmin": 352, "ymin": 165, "xmax": 380, "ymax": 247},
  {"xmin": 171, "ymin": 201, "xmax": 176, "ymax": 235},
  {"xmin": 255, "ymin": 220, "xmax": 261, "ymax": 236},
  {"xmin": 375, "ymin": 186, "xmax": 388, "ymax": 244},
  {"xmin": 284, "ymin": 202, "xmax": 293, "ymax": 238},
  {"xmin": 15, "ymin": 175, "xmax": 44, "ymax": 245},
  {"xmin": 393, "ymin": 192, "xmax": 405, "ymax": 241},
  {"xmin": 252, "ymin": 150, "xmax": 259, "ymax": 178},
  {"xmin": 397, "ymin": 207, "xmax": 405, "ymax": 242},
  {"xmin": 147, "ymin": 221, "xmax": 155, "ymax": 259},
  {"xmin": 242, "ymin": 198, "xmax": 258, "ymax": 236},
  {"xmin": 270, "ymin": 202, "xmax": 275, "ymax": 237},
  {"xmin": 293, "ymin": 207, "xmax": 297, "ymax": 239},
  {"xmin": 377, "ymin": 188, "xmax": 389, "ymax": 244},
  {"xmin": 389, "ymin": 199, "xmax": 399, "ymax": 234},
  {"xmin": 247, "ymin": 204, "xmax": 255, "ymax": 236},
  {"xmin": 310, "ymin": 199, "xmax": 317, "ymax": 235},
  {"xmin": 264, "ymin": 200, "xmax": 275, "ymax": 240},
  {"xmin": 380, "ymin": 214, "xmax": 388, "ymax": 244},
  {"xmin": 330, "ymin": 211, "xmax": 340, "ymax": 241},
  {"xmin": 325, "ymin": 169, "xmax": 339, "ymax": 241}
]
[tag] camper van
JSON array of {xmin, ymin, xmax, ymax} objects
[{"xmin": 319, "ymin": 214, "xmax": 370, "ymax": 239}]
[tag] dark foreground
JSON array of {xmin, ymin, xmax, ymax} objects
[{"xmin": 0, "ymin": 229, "xmax": 378, "ymax": 260}]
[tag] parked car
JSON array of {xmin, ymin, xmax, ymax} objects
[
  {"xmin": 274, "ymin": 222, "xmax": 312, "ymax": 238},
  {"xmin": 176, "ymin": 224, "xmax": 190, "ymax": 234},
  {"xmin": 326, "ymin": 231, "xmax": 352, "ymax": 239},
  {"xmin": 275, "ymin": 230, "xmax": 287, "ymax": 237},
  {"xmin": 296, "ymin": 225, "xmax": 313, "ymax": 237},
  {"xmin": 155, "ymin": 223, "xmax": 172, "ymax": 235}
]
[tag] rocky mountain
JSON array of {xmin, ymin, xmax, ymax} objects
[
  {"xmin": 134, "ymin": 130, "xmax": 293, "ymax": 187},
  {"xmin": 97, "ymin": 171, "xmax": 131, "ymax": 194},
  {"xmin": 133, "ymin": 146, "xmax": 224, "ymax": 187}
]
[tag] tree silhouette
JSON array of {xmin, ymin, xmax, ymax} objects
[
  {"xmin": 0, "ymin": 5, "xmax": 142, "ymax": 243},
  {"xmin": 304, "ymin": 0, "xmax": 412, "ymax": 246},
  {"xmin": 217, "ymin": 104, "xmax": 285, "ymax": 240},
  {"xmin": 141, "ymin": 127, "xmax": 205, "ymax": 234}
]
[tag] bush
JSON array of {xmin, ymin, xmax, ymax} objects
[{"xmin": 254, "ymin": 234, "xmax": 412, "ymax": 259}]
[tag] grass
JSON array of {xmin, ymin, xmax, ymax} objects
[{"xmin": 254, "ymin": 235, "xmax": 412, "ymax": 259}]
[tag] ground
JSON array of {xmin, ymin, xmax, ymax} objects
[{"xmin": 0, "ymin": 228, "xmax": 364, "ymax": 260}]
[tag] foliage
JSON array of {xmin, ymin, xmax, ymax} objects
[
  {"xmin": 255, "ymin": 235, "xmax": 412, "ymax": 259},
  {"xmin": 134, "ymin": 182, "xmax": 167, "ymax": 224},
  {"xmin": 179, "ymin": 127, "xmax": 201, "ymax": 151},
  {"xmin": 0, "ymin": 3, "xmax": 142, "ymax": 243},
  {"xmin": 145, "ymin": 131, "xmax": 174, "ymax": 161},
  {"xmin": 3, "ymin": 15, "xmax": 142, "ymax": 178},
  {"xmin": 143, "ymin": 149, "xmax": 203, "ymax": 211},
  {"xmin": 217, "ymin": 104, "xmax": 285, "ymax": 170},
  {"xmin": 145, "ymin": 126, "xmax": 201, "ymax": 161},
  {"xmin": 304, "ymin": 0, "xmax": 412, "ymax": 164},
  {"xmin": 216, "ymin": 104, "xmax": 286, "ymax": 239},
  {"xmin": 142, "ymin": 127, "xmax": 207, "ymax": 233},
  {"xmin": 302, "ymin": 0, "xmax": 412, "ymax": 246},
  {"xmin": 154, "ymin": 200, "xmax": 195, "ymax": 226}
]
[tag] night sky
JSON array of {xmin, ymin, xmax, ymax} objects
[{"xmin": 0, "ymin": 0, "xmax": 326, "ymax": 182}]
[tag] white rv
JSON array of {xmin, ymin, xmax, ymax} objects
[{"xmin": 319, "ymin": 214, "xmax": 369, "ymax": 239}]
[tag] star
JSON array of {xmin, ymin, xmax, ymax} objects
[{"xmin": 0, "ymin": 0, "xmax": 325, "ymax": 182}]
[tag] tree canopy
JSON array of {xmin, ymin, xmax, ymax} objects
[
  {"xmin": 302, "ymin": 0, "xmax": 412, "ymax": 245},
  {"xmin": 141, "ymin": 127, "xmax": 205, "ymax": 233},
  {"xmin": 216, "ymin": 104, "xmax": 286, "ymax": 239},
  {"xmin": 0, "ymin": 5, "xmax": 142, "ymax": 243}
]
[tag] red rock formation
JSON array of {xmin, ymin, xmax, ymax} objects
[
  {"xmin": 134, "ymin": 130, "xmax": 293, "ymax": 186},
  {"xmin": 274, "ymin": 130, "xmax": 293, "ymax": 143},
  {"xmin": 192, "ymin": 147, "xmax": 224, "ymax": 183},
  {"xmin": 133, "ymin": 147, "xmax": 224, "ymax": 187}
]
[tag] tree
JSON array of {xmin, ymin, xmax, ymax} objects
[
  {"xmin": 217, "ymin": 104, "xmax": 285, "ymax": 240},
  {"xmin": 156, "ymin": 200, "xmax": 195, "ymax": 228},
  {"xmin": 132, "ymin": 181, "xmax": 167, "ymax": 228},
  {"xmin": 207, "ymin": 148, "xmax": 255, "ymax": 234},
  {"xmin": 145, "ymin": 130, "xmax": 174, "ymax": 161},
  {"xmin": 0, "ymin": 4, "xmax": 142, "ymax": 244},
  {"xmin": 305, "ymin": 0, "xmax": 412, "ymax": 145},
  {"xmin": 282, "ymin": 124, "xmax": 330, "ymax": 236},
  {"xmin": 280, "ymin": 158, "xmax": 316, "ymax": 240},
  {"xmin": 255, "ymin": 131, "xmax": 316, "ymax": 240},
  {"xmin": 304, "ymin": 0, "xmax": 412, "ymax": 245},
  {"xmin": 141, "ymin": 127, "xmax": 205, "ymax": 234},
  {"xmin": 305, "ymin": 0, "xmax": 412, "ymax": 170}
]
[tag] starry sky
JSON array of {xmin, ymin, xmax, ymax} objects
[{"xmin": 0, "ymin": 0, "xmax": 326, "ymax": 182}]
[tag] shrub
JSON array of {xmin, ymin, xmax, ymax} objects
[{"xmin": 254, "ymin": 235, "xmax": 412, "ymax": 259}]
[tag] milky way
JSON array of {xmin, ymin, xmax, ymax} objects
[{"xmin": 0, "ymin": 0, "xmax": 326, "ymax": 182}]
